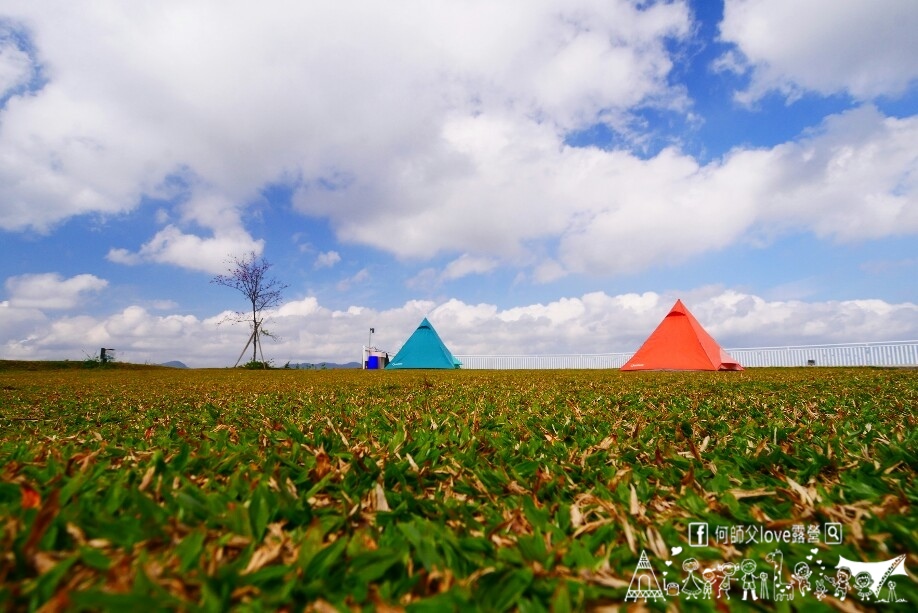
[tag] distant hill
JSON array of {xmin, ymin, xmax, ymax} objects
[
  {"xmin": 160, "ymin": 361, "xmax": 188, "ymax": 369},
  {"xmin": 286, "ymin": 361, "xmax": 362, "ymax": 370}
]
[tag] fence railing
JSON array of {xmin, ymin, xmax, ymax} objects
[
  {"xmin": 457, "ymin": 353, "xmax": 632, "ymax": 370},
  {"xmin": 455, "ymin": 340, "xmax": 918, "ymax": 369},
  {"xmin": 726, "ymin": 340, "xmax": 918, "ymax": 368}
]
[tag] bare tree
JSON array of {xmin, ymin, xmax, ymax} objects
[{"xmin": 212, "ymin": 252, "xmax": 288, "ymax": 367}]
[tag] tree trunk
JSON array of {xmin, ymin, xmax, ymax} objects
[{"xmin": 251, "ymin": 302, "xmax": 258, "ymax": 365}]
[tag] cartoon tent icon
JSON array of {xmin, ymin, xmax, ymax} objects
[
  {"xmin": 621, "ymin": 299, "xmax": 743, "ymax": 371},
  {"xmin": 385, "ymin": 317, "xmax": 462, "ymax": 369},
  {"xmin": 625, "ymin": 550, "xmax": 665, "ymax": 602},
  {"xmin": 837, "ymin": 554, "xmax": 907, "ymax": 600}
]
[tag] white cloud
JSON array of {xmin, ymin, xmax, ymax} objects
[
  {"xmin": 720, "ymin": 0, "xmax": 918, "ymax": 102},
  {"xmin": 405, "ymin": 268, "xmax": 439, "ymax": 292},
  {"xmin": 150, "ymin": 299, "xmax": 179, "ymax": 310},
  {"xmin": 561, "ymin": 105, "xmax": 918, "ymax": 274},
  {"xmin": 106, "ymin": 189, "xmax": 264, "ymax": 273},
  {"xmin": 336, "ymin": 268, "xmax": 370, "ymax": 292},
  {"xmin": 403, "ymin": 255, "xmax": 497, "ymax": 291},
  {"xmin": 441, "ymin": 254, "xmax": 497, "ymax": 280},
  {"xmin": 107, "ymin": 224, "xmax": 264, "ymax": 274},
  {"xmin": 276, "ymin": 296, "xmax": 321, "ymax": 318},
  {"xmin": 531, "ymin": 260, "xmax": 567, "ymax": 284},
  {"xmin": 746, "ymin": 106, "xmax": 918, "ymax": 241},
  {"xmin": 0, "ymin": 1, "xmax": 692, "ymax": 265},
  {"xmin": 2, "ymin": 1, "xmax": 916, "ymax": 284},
  {"xmin": 859, "ymin": 257, "xmax": 918, "ymax": 275},
  {"xmin": 105, "ymin": 248, "xmax": 141, "ymax": 266},
  {"xmin": 0, "ymin": 35, "xmax": 32, "ymax": 95},
  {"xmin": 314, "ymin": 250, "xmax": 341, "ymax": 269},
  {"xmin": 4, "ymin": 273, "xmax": 108, "ymax": 310},
  {"xmin": 321, "ymin": 105, "xmax": 918, "ymax": 277},
  {"xmin": 2, "ymin": 288, "xmax": 916, "ymax": 367},
  {"xmin": 709, "ymin": 49, "xmax": 746, "ymax": 76}
]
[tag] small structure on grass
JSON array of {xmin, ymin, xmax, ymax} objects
[
  {"xmin": 386, "ymin": 318, "xmax": 461, "ymax": 369},
  {"xmin": 363, "ymin": 347, "xmax": 390, "ymax": 370},
  {"xmin": 621, "ymin": 299, "xmax": 743, "ymax": 371}
]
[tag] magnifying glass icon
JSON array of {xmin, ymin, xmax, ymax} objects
[{"xmin": 826, "ymin": 523, "xmax": 841, "ymax": 543}]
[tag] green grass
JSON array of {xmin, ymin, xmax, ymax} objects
[
  {"xmin": 0, "ymin": 359, "xmax": 171, "ymax": 372},
  {"xmin": 1, "ymin": 367, "xmax": 916, "ymax": 610}
]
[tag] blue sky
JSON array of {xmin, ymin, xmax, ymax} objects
[{"xmin": 1, "ymin": 0, "xmax": 916, "ymax": 366}]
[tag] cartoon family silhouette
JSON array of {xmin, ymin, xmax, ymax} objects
[
  {"xmin": 627, "ymin": 547, "xmax": 909, "ymax": 604},
  {"xmin": 678, "ymin": 558, "xmax": 757, "ymax": 601}
]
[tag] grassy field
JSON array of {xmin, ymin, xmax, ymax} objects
[{"xmin": 1, "ymin": 365, "xmax": 916, "ymax": 611}]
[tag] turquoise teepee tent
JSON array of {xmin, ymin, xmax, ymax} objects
[{"xmin": 385, "ymin": 318, "xmax": 461, "ymax": 369}]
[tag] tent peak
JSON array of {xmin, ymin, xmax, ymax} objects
[{"xmin": 668, "ymin": 299, "xmax": 688, "ymax": 315}]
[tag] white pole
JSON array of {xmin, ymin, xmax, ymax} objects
[
  {"xmin": 233, "ymin": 328, "xmax": 256, "ymax": 368},
  {"xmin": 258, "ymin": 327, "xmax": 267, "ymax": 369}
]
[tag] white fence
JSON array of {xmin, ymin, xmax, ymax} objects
[
  {"xmin": 727, "ymin": 341, "xmax": 918, "ymax": 368},
  {"xmin": 455, "ymin": 341, "xmax": 918, "ymax": 369},
  {"xmin": 457, "ymin": 353, "xmax": 633, "ymax": 370}
]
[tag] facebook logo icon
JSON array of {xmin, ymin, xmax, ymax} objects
[{"xmin": 688, "ymin": 522, "xmax": 709, "ymax": 547}]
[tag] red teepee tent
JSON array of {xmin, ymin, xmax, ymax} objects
[{"xmin": 621, "ymin": 300, "xmax": 743, "ymax": 371}]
